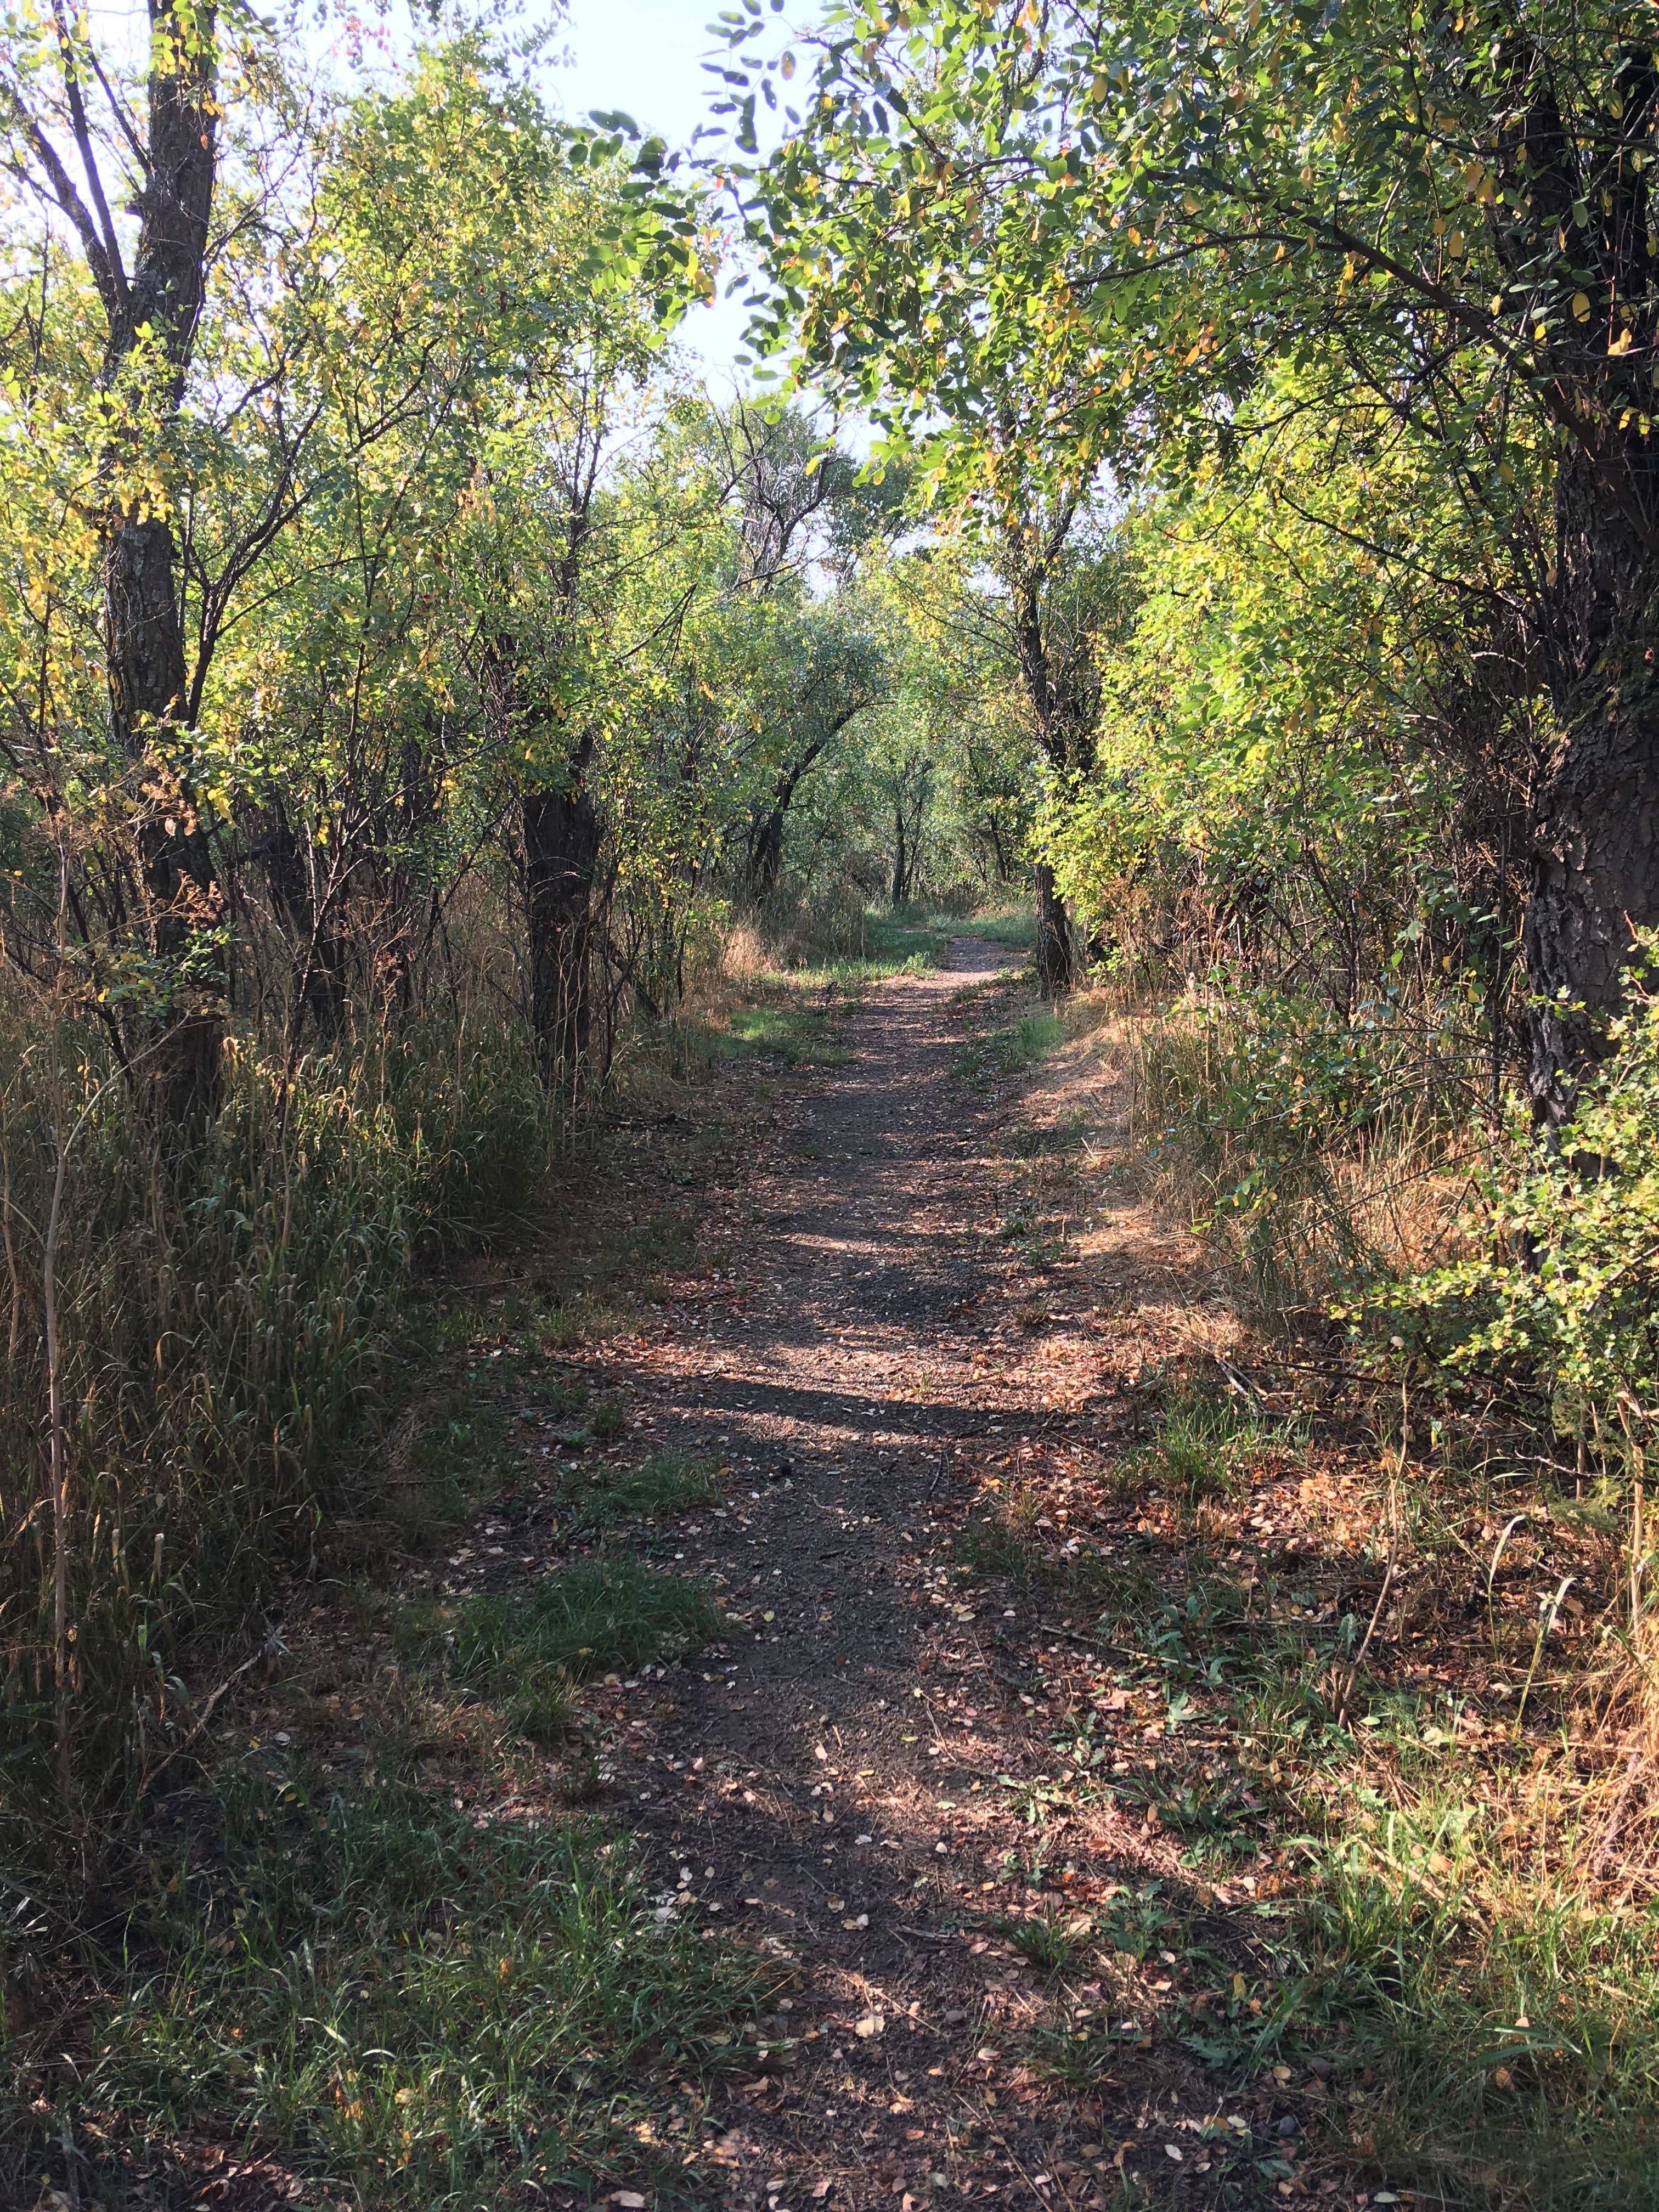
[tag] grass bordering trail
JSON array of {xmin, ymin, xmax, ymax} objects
[
  {"xmin": 2, "ymin": 1068, "xmax": 772, "ymax": 2209},
  {"xmin": 941, "ymin": 967, "xmax": 1659, "ymax": 2208}
]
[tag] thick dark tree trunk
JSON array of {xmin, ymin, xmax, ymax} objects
[
  {"xmin": 1492, "ymin": 42, "xmax": 1659, "ymax": 1130},
  {"xmin": 891, "ymin": 806, "xmax": 910, "ymax": 906},
  {"xmin": 1034, "ymin": 860, "xmax": 1075, "ymax": 1000},
  {"xmin": 523, "ymin": 777, "xmax": 601, "ymax": 1077},
  {"xmin": 96, "ymin": 2, "xmax": 224, "ymax": 1131},
  {"xmin": 743, "ymin": 805, "xmax": 787, "ymax": 904},
  {"xmin": 1524, "ymin": 424, "xmax": 1659, "ymax": 1130}
]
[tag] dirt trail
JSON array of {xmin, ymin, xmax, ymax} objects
[{"xmin": 590, "ymin": 940, "xmax": 1225, "ymax": 2207}]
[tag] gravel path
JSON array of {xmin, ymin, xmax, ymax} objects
[{"xmin": 592, "ymin": 939, "xmax": 1163, "ymax": 2208}]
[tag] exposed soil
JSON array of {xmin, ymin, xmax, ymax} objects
[{"xmin": 512, "ymin": 940, "xmax": 1357, "ymax": 2210}]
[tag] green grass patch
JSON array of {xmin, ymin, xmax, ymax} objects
[
  {"xmin": 560, "ymin": 1450, "xmax": 727, "ymax": 1537},
  {"xmin": 713, "ymin": 1000, "xmax": 848, "ymax": 1066},
  {"xmin": 453, "ymin": 1558, "xmax": 722, "ymax": 1681},
  {"xmin": 862, "ymin": 907, "xmax": 949, "ymax": 970},
  {"xmin": 616, "ymin": 1449, "xmax": 725, "ymax": 1514},
  {"xmin": 18, "ymin": 1779, "xmax": 769, "ymax": 2209},
  {"xmin": 1125, "ymin": 1378, "xmax": 1285, "ymax": 1506},
  {"xmin": 960, "ymin": 904, "xmax": 1037, "ymax": 949},
  {"xmin": 956, "ymin": 1009, "xmax": 1065, "ymax": 1084},
  {"xmin": 1302, "ymin": 1796, "xmax": 1659, "ymax": 2205}
]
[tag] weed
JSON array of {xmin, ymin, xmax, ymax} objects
[
  {"xmin": 960, "ymin": 1512, "xmax": 1047, "ymax": 1587},
  {"xmin": 1023, "ymin": 2015, "xmax": 1130, "ymax": 2093},
  {"xmin": 1098, "ymin": 1889, "xmax": 1182, "ymax": 1963},
  {"xmin": 504, "ymin": 1660, "xmax": 581, "ymax": 1745},
  {"xmin": 560, "ymin": 1749, "xmax": 607, "ymax": 1803},
  {"xmin": 630, "ymin": 1212, "xmax": 695, "ymax": 1268},
  {"xmin": 537, "ymin": 1290, "xmax": 621, "ymax": 1349},
  {"xmin": 1003, "ymin": 1903, "xmax": 1087, "ymax": 1974},
  {"xmin": 588, "ymin": 1397, "xmax": 628, "ymax": 1442},
  {"xmin": 5, "ymin": 1778, "xmax": 769, "ymax": 2208},
  {"xmin": 527, "ymin": 1369, "xmax": 590, "ymax": 1415},
  {"xmin": 618, "ymin": 1450, "xmax": 725, "ymax": 1514},
  {"xmin": 560, "ymin": 1451, "xmax": 726, "ymax": 1536},
  {"xmin": 453, "ymin": 1558, "xmax": 721, "ymax": 1681}
]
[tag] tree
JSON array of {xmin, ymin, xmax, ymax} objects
[
  {"xmin": 978, "ymin": 477, "xmax": 1114, "ymax": 997},
  {"xmin": 676, "ymin": 404, "xmax": 896, "ymax": 906},
  {"xmin": 720, "ymin": 0, "xmax": 1658, "ymax": 1118},
  {"xmin": 2, "ymin": 0, "xmax": 233, "ymax": 1127},
  {"xmin": 733, "ymin": 599, "xmax": 890, "ymax": 902}
]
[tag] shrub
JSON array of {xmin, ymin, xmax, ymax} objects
[
  {"xmin": 1376, "ymin": 966, "xmax": 1659, "ymax": 1464},
  {"xmin": 0, "ymin": 1004, "xmax": 560, "ymax": 1842}
]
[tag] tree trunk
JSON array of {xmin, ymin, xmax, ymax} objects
[
  {"xmin": 1034, "ymin": 860, "xmax": 1075, "ymax": 1000},
  {"xmin": 100, "ymin": 1, "xmax": 224, "ymax": 1130},
  {"xmin": 1494, "ymin": 43, "xmax": 1659, "ymax": 1130},
  {"xmin": 1523, "ymin": 421, "xmax": 1659, "ymax": 1130},
  {"xmin": 1009, "ymin": 537, "xmax": 1094, "ymax": 998},
  {"xmin": 740, "ymin": 733, "xmax": 838, "ymax": 906},
  {"xmin": 263, "ymin": 803, "xmax": 348, "ymax": 1043},
  {"xmin": 744, "ymin": 805, "xmax": 787, "ymax": 904},
  {"xmin": 523, "ymin": 777, "xmax": 601, "ymax": 1077},
  {"xmin": 891, "ymin": 805, "xmax": 909, "ymax": 906}
]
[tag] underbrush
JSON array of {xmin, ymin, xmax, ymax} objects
[
  {"xmin": 1373, "ymin": 968, "xmax": 1659, "ymax": 1492},
  {"xmin": 969, "ymin": 1361, "xmax": 1659, "ymax": 2202},
  {"xmin": 977, "ymin": 964, "xmax": 1659, "ymax": 2198},
  {"xmin": 3, "ymin": 1776, "xmax": 768, "ymax": 2210},
  {"xmin": 0, "ymin": 1003, "xmax": 562, "ymax": 1850},
  {"xmin": 1130, "ymin": 984, "xmax": 1483, "ymax": 1325},
  {"xmin": 2, "ymin": 1105, "xmax": 745, "ymax": 2205}
]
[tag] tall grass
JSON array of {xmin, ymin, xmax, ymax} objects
[
  {"xmin": 1130, "ymin": 985, "xmax": 1485, "ymax": 1323},
  {"xmin": 0, "ymin": 999, "xmax": 560, "ymax": 1857},
  {"xmin": 1109, "ymin": 978, "xmax": 1659, "ymax": 2199}
]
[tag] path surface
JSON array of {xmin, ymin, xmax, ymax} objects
[{"xmin": 580, "ymin": 940, "xmax": 1255, "ymax": 2208}]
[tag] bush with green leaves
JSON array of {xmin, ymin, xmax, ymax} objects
[{"xmin": 1374, "ymin": 962, "xmax": 1659, "ymax": 1458}]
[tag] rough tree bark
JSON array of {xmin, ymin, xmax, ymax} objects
[
  {"xmin": 102, "ymin": 1, "xmax": 224, "ymax": 1127},
  {"xmin": 890, "ymin": 804, "xmax": 911, "ymax": 906},
  {"xmin": 744, "ymin": 804, "xmax": 788, "ymax": 904},
  {"xmin": 1033, "ymin": 860, "xmax": 1073, "ymax": 1001},
  {"xmin": 18, "ymin": 0, "xmax": 227, "ymax": 1127},
  {"xmin": 1524, "ymin": 426, "xmax": 1659, "ymax": 1126},
  {"xmin": 523, "ymin": 758, "xmax": 601, "ymax": 1077},
  {"xmin": 1492, "ymin": 40, "xmax": 1659, "ymax": 1126},
  {"xmin": 1008, "ymin": 507, "xmax": 1091, "ymax": 999}
]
